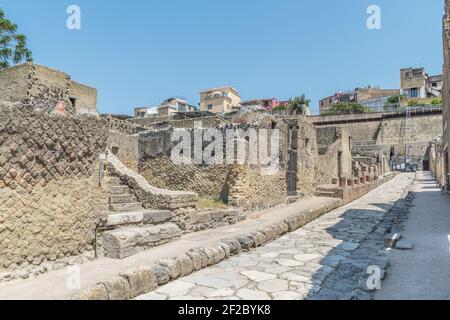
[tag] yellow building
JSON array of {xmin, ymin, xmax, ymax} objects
[{"xmin": 199, "ymin": 86, "xmax": 241, "ymax": 114}]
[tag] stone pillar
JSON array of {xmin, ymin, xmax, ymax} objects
[{"xmin": 339, "ymin": 176, "xmax": 348, "ymax": 188}]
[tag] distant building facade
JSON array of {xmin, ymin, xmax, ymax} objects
[
  {"xmin": 241, "ymin": 98, "xmax": 280, "ymax": 111},
  {"xmin": 134, "ymin": 97, "xmax": 196, "ymax": 118},
  {"xmin": 400, "ymin": 67, "xmax": 442, "ymax": 99},
  {"xmin": 319, "ymin": 86, "xmax": 399, "ymax": 114},
  {"xmin": 134, "ymin": 107, "xmax": 158, "ymax": 118},
  {"xmin": 199, "ymin": 86, "xmax": 241, "ymax": 114}
]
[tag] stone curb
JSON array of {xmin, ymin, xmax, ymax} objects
[
  {"xmin": 73, "ymin": 175, "xmax": 398, "ymax": 300},
  {"xmin": 73, "ymin": 201, "xmax": 340, "ymax": 300}
]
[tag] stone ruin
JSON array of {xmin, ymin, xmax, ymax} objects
[{"xmin": 0, "ymin": 66, "xmax": 391, "ymax": 281}]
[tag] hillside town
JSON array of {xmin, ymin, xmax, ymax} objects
[{"xmin": 0, "ymin": 1, "xmax": 449, "ymax": 304}]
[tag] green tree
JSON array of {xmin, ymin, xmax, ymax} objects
[
  {"xmin": 288, "ymin": 94, "xmax": 310, "ymax": 115},
  {"xmin": 324, "ymin": 102, "xmax": 367, "ymax": 115},
  {"xmin": 0, "ymin": 8, "xmax": 32, "ymax": 69},
  {"xmin": 386, "ymin": 94, "xmax": 406, "ymax": 105}
]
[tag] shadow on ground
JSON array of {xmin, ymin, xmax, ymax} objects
[{"xmin": 304, "ymin": 186, "xmax": 416, "ymax": 300}]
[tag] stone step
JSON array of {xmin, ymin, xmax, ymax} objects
[
  {"xmin": 106, "ymin": 209, "xmax": 174, "ymax": 227},
  {"xmin": 102, "ymin": 223, "xmax": 182, "ymax": 259},
  {"xmin": 109, "ymin": 202, "xmax": 143, "ymax": 212},
  {"xmin": 109, "ymin": 177, "xmax": 122, "ymax": 185},
  {"xmin": 110, "ymin": 186, "xmax": 132, "ymax": 195},
  {"xmin": 109, "ymin": 194, "xmax": 137, "ymax": 204}
]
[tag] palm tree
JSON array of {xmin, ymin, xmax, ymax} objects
[
  {"xmin": 0, "ymin": 8, "xmax": 32, "ymax": 69},
  {"xmin": 288, "ymin": 94, "xmax": 310, "ymax": 115}
]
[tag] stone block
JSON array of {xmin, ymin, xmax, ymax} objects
[
  {"xmin": 236, "ymin": 234, "xmax": 256, "ymax": 250},
  {"xmin": 120, "ymin": 266, "xmax": 157, "ymax": 297},
  {"xmin": 142, "ymin": 210, "xmax": 174, "ymax": 225},
  {"xmin": 223, "ymin": 209, "xmax": 239, "ymax": 217},
  {"xmin": 211, "ymin": 210, "xmax": 224, "ymax": 220},
  {"xmin": 151, "ymin": 265, "xmax": 170, "ymax": 285},
  {"xmin": 102, "ymin": 276, "xmax": 131, "ymax": 300},
  {"xmin": 103, "ymin": 223, "xmax": 182, "ymax": 259},
  {"xmin": 193, "ymin": 212, "xmax": 213, "ymax": 224},
  {"xmin": 176, "ymin": 254, "xmax": 194, "ymax": 276},
  {"xmin": 200, "ymin": 247, "xmax": 216, "ymax": 266},
  {"xmin": 74, "ymin": 284, "xmax": 108, "ymax": 300},
  {"xmin": 156, "ymin": 258, "xmax": 181, "ymax": 280},
  {"xmin": 106, "ymin": 212, "xmax": 143, "ymax": 227},
  {"xmin": 259, "ymin": 227, "xmax": 276, "ymax": 242},
  {"xmin": 253, "ymin": 232, "xmax": 267, "ymax": 247},
  {"xmin": 384, "ymin": 233, "xmax": 402, "ymax": 248},
  {"xmin": 220, "ymin": 239, "xmax": 241, "ymax": 255},
  {"xmin": 395, "ymin": 240, "xmax": 413, "ymax": 250},
  {"xmin": 186, "ymin": 250, "xmax": 203, "ymax": 271},
  {"xmin": 214, "ymin": 245, "xmax": 226, "ymax": 261},
  {"xmin": 217, "ymin": 242, "xmax": 231, "ymax": 258}
]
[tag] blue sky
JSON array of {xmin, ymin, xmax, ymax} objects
[{"xmin": 0, "ymin": 0, "xmax": 445, "ymax": 115}]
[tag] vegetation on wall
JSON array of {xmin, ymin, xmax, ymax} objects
[
  {"xmin": 431, "ymin": 98, "xmax": 442, "ymax": 105},
  {"xmin": 386, "ymin": 94, "xmax": 406, "ymax": 105},
  {"xmin": 0, "ymin": 8, "xmax": 32, "ymax": 69},
  {"xmin": 323, "ymin": 102, "xmax": 367, "ymax": 115},
  {"xmin": 288, "ymin": 94, "xmax": 310, "ymax": 115}
]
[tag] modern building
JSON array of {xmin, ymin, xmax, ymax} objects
[
  {"xmin": 400, "ymin": 67, "xmax": 443, "ymax": 99},
  {"xmin": 134, "ymin": 107, "xmax": 158, "ymax": 118},
  {"xmin": 199, "ymin": 86, "xmax": 241, "ymax": 114},
  {"xmin": 319, "ymin": 86, "xmax": 399, "ymax": 114},
  {"xmin": 241, "ymin": 98, "xmax": 280, "ymax": 111},
  {"xmin": 134, "ymin": 97, "xmax": 196, "ymax": 118}
]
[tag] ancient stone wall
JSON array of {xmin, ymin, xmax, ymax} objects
[
  {"xmin": 227, "ymin": 165, "xmax": 287, "ymax": 211},
  {"xmin": 134, "ymin": 117, "xmax": 293, "ymax": 210},
  {"xmin": 315, "ymin": 126, "xmax": 353, "ymax": 186},
  {"xmin": 69, "ymin": 81, "xmax": 98, "ymax": 116},
  {"xmin": 315, "ymin": 121, "xmax": 381, "ymax": 142},
  {"xmin": 296, "ymin": 119, "xmax": 319, "ymax": 196},
  {"xmin": 108, "ymin": 131, "xmax": 140, "ymax": 171},
  {"xmin": 0, "ymin": 64, "xmax": 29, "ymax": 106},
  {"xmin": 0, "ymin": 104, "xmax": 110, "ymax": 271},
  {"xmin": 131, "ymin": 116, "xmax": 227, "ymax": 129},
  {"xmin": 443, "ymin": 0, "xmax": 450, "ymax": 187},
  {"xmin": 0, "ymin": 63, "xmax": 98, "ymax": 116}
]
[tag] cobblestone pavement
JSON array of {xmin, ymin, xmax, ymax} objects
[{"xmin": 137, "ymin": 173, "xmax": 415, "ymax": 300}]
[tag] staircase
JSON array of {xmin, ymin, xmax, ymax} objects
[
  {"xmin": 109, "ymin": 177, "xmax": 143, "ymax": 212},
  {"xmin": 100, "ymin": 175, "xmax": 183, "ymax": 259}
]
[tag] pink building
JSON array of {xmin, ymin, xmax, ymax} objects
[{"xmin": 241, "ymin": 98, "xmax": 280, "ymax": 111}]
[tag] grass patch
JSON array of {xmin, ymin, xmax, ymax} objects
[{"xmin": 197, "ymin": 198, "xmax": 228, "ymax": 210}]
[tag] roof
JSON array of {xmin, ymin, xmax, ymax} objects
[{"xmin": 199, "ymin": 86, "xmax": 239, "ymax": 94}]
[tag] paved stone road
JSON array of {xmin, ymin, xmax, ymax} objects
[{"xmin": 137, "ymin": 173, "xmax": 415, "ymax": 300}]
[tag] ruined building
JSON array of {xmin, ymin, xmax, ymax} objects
[
  {"xmin": 430, "ymin": 1, "xmax": 450, "ymax": 190},
  {"xmin": 0, "ymin": 61, "xmax": 391, "ymax": 283},
  {"xmin": 0, "ymin": 63, "xmax": 98, "ymax": 116}
]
